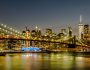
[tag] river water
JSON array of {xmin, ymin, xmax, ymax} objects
[{"xmin": 0, "ymin": 52, "xmax": 90, "ymax": 70}]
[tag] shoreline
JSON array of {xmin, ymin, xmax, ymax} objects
[{"xmin": 0, "ymin": 47, "xmax": 90, "ymax": 54}]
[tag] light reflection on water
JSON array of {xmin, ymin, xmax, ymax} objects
[{"xmin": 0, "ymin": 52, "xmax": 90, "ymax": 70}]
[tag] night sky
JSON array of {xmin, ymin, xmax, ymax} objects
[{"xmin": 0, "ymin": 0, "xmax": 90, "ymax": 34}]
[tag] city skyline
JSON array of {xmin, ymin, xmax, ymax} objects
[{"xmin": 0, "ymin": 0, "xmax": 90, "ymax": 34}]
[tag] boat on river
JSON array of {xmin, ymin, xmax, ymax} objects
[{"xmin": 21, "ymin": 47, "xmax": 51, "ymax": 53}]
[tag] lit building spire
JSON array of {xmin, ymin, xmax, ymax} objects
[
  {"xmin": 80, "ymin": 15, "xmax": 82, "ymax": 23},
  {"xmin": 78, "ymin": 15, "xmax": 84, "ymax": 39},
  {"xmin": 35, "ymin": 26, "xmax": 38, "ymax": 29}
]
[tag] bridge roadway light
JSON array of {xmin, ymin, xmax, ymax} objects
[
  {"xmin": 10, "ymin": 27, "xmax": 13, "ymax": 30},
  {"xmin": 10, "ymin": 32, "xmax": 12, "ymax": 34},
  {"xmin": 18, "ymin": 32, "xmax": 19, "ymax": 33},
  {"xmin": 4, "ymin": 25, "xmax": 6, "ymax": 28},
  {"xmin": 5, "ymin": 30, "xmax": 7, "ymax": 32},
  {"xmin": 7, "ymin": 31, "xmax": 10, "ymax": 33},
  {"xmin": 7, "ymin": 26, "xmax": 10, "ymax": 29},
  {"xmin": 1, "ymin": 24, "xmax": 5, "ymax": 27},
  {"xmin": 1, "ymin": 24, "xmax": 4, "ymax": 26},
  {"xmin": 15, "ymin": 30, "xmax": 17, "ymax": 33},
  {"xmin": 12, "ymin": 29, "xmax": 15, "ymax": 32},
  {"xmin": 35, "ymin": 26, "xmax": 38, "ymax": 29},
  {"xmin": 2, "ymin": 29, "xmax": 5, "ymax": 31}
]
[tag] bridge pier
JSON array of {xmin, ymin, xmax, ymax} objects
[
  {"xmin": 26, "ymin": 40, "xmax": 30, "ymax": 47},
  {"xmin": 68, "ymin": 35, "xmax": 76, "ymax": 48}
]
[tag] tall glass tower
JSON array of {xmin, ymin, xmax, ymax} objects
[{"xmin": 78, "ymin": 15, "xmax": 84, "ymax": 39}]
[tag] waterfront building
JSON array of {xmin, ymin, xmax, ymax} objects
[
  {"xmin": 83, "ymin": 24, "xmax": 89, "ymax": 35},
  {"xmin": 68, "ymin": 27, "xmax": 72, "ymax": 37},
  {"xmin": 35, "ymin": 26, "xmax": 42, "ymax": 37},
  {"xmin": 61, "ymin": 29, "xmax": 67, "ymax": 36},
  {"xmin": 45, "ymin": 28, "xmax": 52, "ymax": 37},
  {"xmin": 57, "ymin": 33, "xmax": 64, "ymax": 38},
  {"xmin": 83, "ymin": 24, "xmax": 90, "ymax": 45},
  {"xmin": 31, "ymin": 30, "xmax": 36, "ymax": 37},
  {"xmin": 31, "ymin": 29, "xmax": 41, "ymax": 38},
  {"xmin": 22, "ymin": 27, "xmax": 30, "ymax": 47},
  {"xmin": 37, "ymin": 29, "xmax": 41, "ymax": 37},
  {"xmin": 31, "ymin": 27, "xmax": 42, "ymax": 47}
]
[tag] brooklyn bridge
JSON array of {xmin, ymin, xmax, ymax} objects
[{"xmin": 0, "ymin": 23, "xmax": 88, "ymax": 51}]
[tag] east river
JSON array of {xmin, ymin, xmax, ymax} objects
[{"xmin": 0, "ymin": 52, "xmax": 90, "ymax": 70}]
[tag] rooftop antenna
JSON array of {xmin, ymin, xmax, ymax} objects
[
  {"xmin": 80, "ymin": 15, "xmax": 82, "ymax": 23},
  {"xmin": 25, "ymin": 26, "xmax": 28, "ymax": 31}
]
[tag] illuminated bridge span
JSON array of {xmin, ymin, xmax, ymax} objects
[
  {"xmin": 0, "ymin": 23, "xmax": 86, "ymax": 48},
  {"xmin": 0, "ymin": 37, "xmax": 70, "ymax": 44},
  {"xmin": 0, "ymin": 24, "xmax": 24, "ymax": 38}
]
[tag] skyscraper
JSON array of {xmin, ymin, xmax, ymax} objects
[
  {"xmin": 84, "ymin": 24, "xmax": 89, "ymax": 34},
  {"xmin": 45, "ymin": 28, "xmax": 52, "ymax": 37},
  {"xmin": 78, "ymin": 15, "xmax": 84, "ymax": 39},
  {"xmin": 83, "ymin": 24, "xmax": 89, "ymax": 40},
  {"xmin": 68, "ymin": 27, "xmax": 72, "ymax": 37},
  {"xmin": 61, "ymin": 29, "xmax": 67, "ymax": 35}
]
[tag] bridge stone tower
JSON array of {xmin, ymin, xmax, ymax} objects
[{"xmin": 22, "ymin": 27, "xmax": 30, "ymax": 47}]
